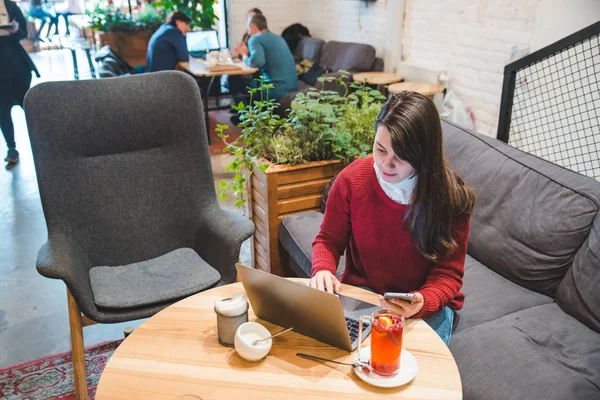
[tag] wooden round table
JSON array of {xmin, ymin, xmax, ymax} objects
[
  {"xmin": 388, "ymin": 82, "xmax": 445, "ymax": 99},
  {"xmin": 95, "ymin": 281, "xmax": 462, "ymax": 400},
  {"xmin": 353, "ymin": 72, "xmax": 404, "ymax": 86}
]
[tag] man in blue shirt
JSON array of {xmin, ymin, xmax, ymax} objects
[
  {"xmin": 146, "ymin": 12, "xmax": 190, "ymax": 72},
  {"xmin": 236, "ymin": 14, "xmax": 297, "ymax": 101}
]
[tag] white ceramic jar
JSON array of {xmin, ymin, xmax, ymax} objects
[{"xmin": 234, "ymin": 322, "xmax": 272, "ymax": 362}]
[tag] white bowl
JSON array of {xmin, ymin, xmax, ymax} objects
[{"xmin": 234, "ymin": 322, "xmax": 272, "ymax": 362}]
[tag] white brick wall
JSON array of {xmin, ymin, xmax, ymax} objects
[
  {"xmin": 301, "ymin": 0, "xmax": 389, "ymax": 57},
  {"xmin": 402, "ymin": 0, "xmax": 540, "ymax": 136},
  {"xmin": 226, "ymin": 0, "xmax": 301, "ymax": 48},
  {"xmin": 226, "ymin": 0, "xmax": 599, "ymax": 137},
  {"xmin": 228, "ymin": 0, "xmax": 390, "ymax": 57}
]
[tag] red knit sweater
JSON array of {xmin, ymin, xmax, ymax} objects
[{"xmin": 312, "ymin": 157, "xmax": 470, "ymax": 319}]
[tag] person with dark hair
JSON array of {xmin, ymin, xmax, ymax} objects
[
  {"xmin": 0, "ymin": 0, "xmax": 39, "ymax": 164},
  {"xmin": 235, "ymin": 14, "xmax": 297, "ymax": 101},
  {"xmin": 281, "ymin": 23, "xmax": 310, "ymax": 54},
  {"xmin": 146, "ymin": 11, "xmax": 191, "ymax": 72},
  {"xmin": 309, "ymin": 92, "xmax": 475, "ymax": 345}
]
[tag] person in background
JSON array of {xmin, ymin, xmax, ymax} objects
[
  {"xmin": 55, "ymin": 0, "xmax": 85, "ymax": 36},
  {"xmin": 28, "ymin": 0, "xmax": 58, "ymax": 41},
  {"xmin": 309, "ymin": 92, "xmax": 475, "ymax": 345},
  {"xmin": 227, "ymin": 7, "xmax": 262, "ymax": 108},
  {"xmin": 234, "ymin": 7, "xmax": 262, "ymax": 56},
  {"xmin": 236, "ymin": 14, "xmax": 297, "ymax": 102},
  {"xmin": 146, "ymin": 11, "xmax": 190, "ymax": 73},
  {"xmin": 0, "ymin": 0, "xmax": 39, "ymax": 164}
]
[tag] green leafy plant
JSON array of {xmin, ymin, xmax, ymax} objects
[
  {"xmin": 217, "ymin": 72, "xmax": 387, "ymax": 208},
  {"xmin": 88, "ymin": 0, "xmax": 217, "ymax": 32},
  {"xmin": 152, "ymin": 0, "xmax": 218, "ymax": 30},
  {"xmin": 88, "ymin": 3, "xmax": 163, "ymax": 32}
]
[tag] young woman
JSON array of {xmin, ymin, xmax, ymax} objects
[
  {"xmin": 0, "ymin": 0, "xmax": 39, "ymax": 164},
  {"xmin": 309, "ymin": 92, "xmax": 475, "ymax": 344}
]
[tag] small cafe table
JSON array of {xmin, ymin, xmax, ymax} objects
[
  {"xmin": 177, "ymin": 59, "xmax": 258, "ymax": 144},
  {"xmin": 95, "ymin": 280, "xmax": 462, "ymax": 399},
  {"xmin": 388, "ymin": 81, "xmax": 445, "ymax": 100},
  {"xmin": 353, "ymin": 72, "xmax": 404, "ymax": 95}
]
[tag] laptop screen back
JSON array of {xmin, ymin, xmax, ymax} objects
[{"xmin": 186, "ymin": 30, "xmax": 220, "ymax": 53}]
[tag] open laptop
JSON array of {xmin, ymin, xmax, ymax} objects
[
  {"xmin": 236, "ymin": 264, "xmax": 380, "ymax": 351},
  {"xmin": 187, "ymin": 30, "xmax": 220, "ymax": 58}
]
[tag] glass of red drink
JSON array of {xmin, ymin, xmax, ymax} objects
[{"xmin": 357, "ymin": 308, "xmax": 404, "ymax": 376}]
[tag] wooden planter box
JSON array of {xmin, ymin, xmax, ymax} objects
[
  {"xmin": 98, "ymin": 31, "xmax": 152, "ymax": 67},
  {"xmin": 248, "ymin": 159, "xmax": 345, "ymax": 276}
]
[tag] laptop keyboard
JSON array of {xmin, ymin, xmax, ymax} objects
[{"xmin": 346, "ymin": 317, "xmax": 370, "ymax": 343}]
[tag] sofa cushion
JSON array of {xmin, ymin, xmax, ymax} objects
[
  {"xmin": 319, "ymin": 41, "xmax": 376, "ymax": 72},
  {"xmin": 442, "ymin": 120, "xmax": 600, "ymax": 297},
  {"xmin": 279, "ymin": 211, "xmax": 344, "ymax": 278},
  {"xmin": 454, "ymin": 255, "xmax": 554, "ymax": 333},
  {"xmin": 450, "ymin": 304, "xmax": 600, "ymax": 400},
  {"xmin": 294, "ymin": 37, "xmax": 325, "ymax": 64},
  {"xmin": 89, "ymin": 248, "xmax": 220, "ymax": 309}
]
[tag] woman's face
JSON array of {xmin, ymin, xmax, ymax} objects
[{"xmin": 373, "ymin": 125, "xmax": 416, "ymax": 183}]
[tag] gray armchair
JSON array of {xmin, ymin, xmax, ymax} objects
[{"xmin": 24, "ymin": 71, "xmax": 254, "ymax": 399}]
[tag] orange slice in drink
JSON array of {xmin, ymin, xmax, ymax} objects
[{"xmin": 378, "ymin": 316, "xmax": 394, "ymax": 327}]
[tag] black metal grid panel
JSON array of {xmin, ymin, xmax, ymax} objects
[{"xmin": 498, "ymin": 24, "xmax": 600, "ymax": 181}]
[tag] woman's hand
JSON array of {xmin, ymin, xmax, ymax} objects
[
  {"xmin": 309, "ymin": 270, "xmax": 342, "ymax": 294},
  {"xmin": 8, "ymin": 20, "xmax": 19, "ymax": 34},
  {"xmin": 378, "ymin": 292, "xmax": 424, "ymax": 318}
]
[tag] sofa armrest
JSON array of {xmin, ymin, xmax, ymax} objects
[{"xmin": 194, "ymin": 208, "xmax": 255, "ymax": 284}]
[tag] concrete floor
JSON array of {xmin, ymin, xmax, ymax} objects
[{"xmin": 0, "ymin": 49, "xmax": 250, "ymax": 369}]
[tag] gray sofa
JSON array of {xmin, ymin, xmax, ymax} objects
[
  {"xmin": 280, "ymin": 37, "xmax": 384, "ymax": 111},
  {"xmin": 279, "ymin": 120, "xmax": 600, "ymax": 399}
]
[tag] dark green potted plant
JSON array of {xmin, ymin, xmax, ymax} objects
[
  {"xmin": 89, "ymin": 3, "xmax": 164, "ymax": 67},
  {"xmin": 89, "ymin": 0, "xmax": 218, "ymax": 67},
  {"xmin": 216, "ymin": 72, "xmax": 386, "ymax": 274},
  {"xmin": 152, "ymin": 0, "xmax": 218, "ymax": 30}
]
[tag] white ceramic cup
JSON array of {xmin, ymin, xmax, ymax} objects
[{"xmin": 234, "ymin": 322, "xmax": 272, "ymax": 362}]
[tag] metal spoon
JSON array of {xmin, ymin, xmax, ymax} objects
[
  {"xmin": 252, "ymin": 326, "xmax": 294, "ymax": 346},
  {"xmin": 296, "ymin": 353, "xmax": 371, "ymax": 374}
]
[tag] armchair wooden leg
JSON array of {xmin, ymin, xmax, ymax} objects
[{"xmin": 67, "ymin": 288, "xmax": 89, "ymax": 400}]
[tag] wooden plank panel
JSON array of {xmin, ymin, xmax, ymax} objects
[
  {"xmin": 253, "ymin": 218, "xmax": 268, "ymax": 242},
  {"xmin": 251, "ymin": 188, "xmax": 266, "ymax": 207},
  {"xmin": 268, "ymin": 236, "xmax": 283, "ymax": 276},
  {"xmin": 252, "ymin": 202, "xmax": 267, "ymax": 225},
  {"xmin": 252, "ymin": 185, "xmax": 268, "ymax": 209},
  {"xmin": 266, "ymin": 171, "xmax": 281, "ymax": 275},
  {"xmin": 278, "ymin": 194, "xmax": 322, "ymax": 215},
  {"xmin": 279, "ymin": 207, "xmax": 321, "ymax": 222},
  {"xmin": 251, "ymin": 165, "xmax": 268, "ymax": 186},
  {"xmin": 265, "ymin": 159, "xmax": 343, "ymax": 173},
  {"xmin": 251, "ymin": 174, "xmax": 267, "ymax": 197},
  {"xmin": 277, "ymin": 178, "xmax": 331, "ymax": 200},
  {"xmin": 255, "ymin": 252, "xmax": 268, "ymax": 272},
  {"xmin": 277, "ymin": 164, "xmax": 342, "ymax": 186},
  {"xmin": 254, "ymin": 239, "xmax": 269, "ymax": 263},
  {"xmin": 254, "ymin": 230, "xmax": 268, "ymax": 253}
]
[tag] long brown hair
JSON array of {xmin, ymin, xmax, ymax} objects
[{"xmin": 375, "ymin": 92, "xmax": 475, "ymax": 260}]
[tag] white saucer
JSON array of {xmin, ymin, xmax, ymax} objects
[{"xmin": 353, "ymin": 347, "xmax": 418, "ymax": 388}]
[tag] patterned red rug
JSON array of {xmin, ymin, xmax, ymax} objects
[{"xmin": 0, "ymin": 340, "xmax": 122, "ymax": 400}]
